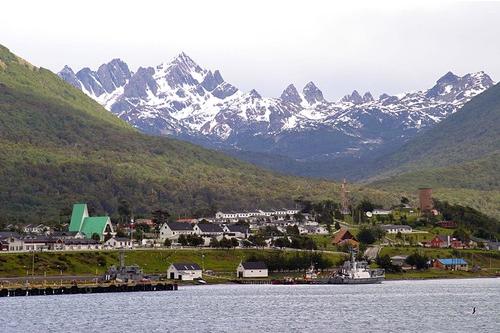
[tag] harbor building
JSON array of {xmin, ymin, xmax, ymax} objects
[
  {"xmin": 237, "ymin": 261, "xmax": 268, "ymax": 278},
  {"xmin": 167, "ymin": 263, "xmax": 202, "ymax": 280}
]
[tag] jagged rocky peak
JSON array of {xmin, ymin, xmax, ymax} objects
[
  {"xmin": 463, "ymin": 71, "xmax": 494, "ymax": 87},
  {"xmin": 280, "ymin": 84, "xmax": 302, "ymax": 104},
  {"xmin": 436, "ymin": 71, "xmax": 460, "ymax": 85},
  {"xmin": 171, "ymin": 51, "xmax": 203, "ymax": 73},
  {"xmin": 201, "ymin": 70, "xmax": 224, "ymax": 91},
  {"xmin": 341, "ymin": 90, "xmax": 364, "ymax": 104},
  {"xmin": 362, "ymin": 92, "xmax": 374, "ymax": 103},
  {"xmin": 57, "ymin": 65, "xmax": 81, "ymax": 89},
  {"xmin": 249, "ymin": 89, "xmax": 262, "ymax": 99},
  {"xmin": 302, "ymin": 81, "xmax": 325, "ymax": 104},
  {"xmin": 96, "ymin": 58, "xmax": 132, "ymax": 93},
  {"xmin": 123, "ymin": 66, "xmax": 158, "ymax": 99},
  {"xmin": 426, "ymin": 70, "xmax": 494, "ymax": 100}
]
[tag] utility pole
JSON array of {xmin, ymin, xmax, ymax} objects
[{"xmin": 31, "ymin": 250, "xmax": 35, "ymax": 277}]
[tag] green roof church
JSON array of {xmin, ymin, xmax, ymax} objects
[{"xmin": 69, "ymin": 204, "xmax": 114, "ymax": 241}]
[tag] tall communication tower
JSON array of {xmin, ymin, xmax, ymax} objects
[{"xmin": 340, "ymin": 178, "xmax": 350, "ymax": 214}]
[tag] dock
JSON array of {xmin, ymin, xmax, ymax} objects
[{"xmin": 0, "ymin": 282, "xmax": 178, "ymax": 297}]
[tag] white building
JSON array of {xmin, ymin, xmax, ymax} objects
[
  {"xmin": 373, "ymin": 209, "xmax": 392, "ymax": 215},
  {"xmin": 105, "ymin": 237, "xmax": 132, "ymax": 249},
  {"xmin": 216, "ymin": 208, "xmax": 300, "ymax": 220},
  {"xmin": 223, "ymin": 224, "xmax": 249, "ymax": 238},
  {"xmin": 167, "ymin": 263, "xmax": 202, "ymax": 280},
  {"xmin": 194, "ymin": 223, "xmax": 224, "ymax": 237},
  {"xmin": 381, "ymin": 224, "xmax": 413, "ymax": 234},
  {"xmin": 23, "ymin": 224, "xmax": 47, "ymax": 234},
  {"xmin": 237, "ymin": 261, "xmax": 268, "ymax": 278},
  {"xmin": 159, "ymin": 222, "xmax": 195, "ymax": 241},
  {"xmin": 0, "ymin": 234, "xmax": 24, "ymax": 251}
]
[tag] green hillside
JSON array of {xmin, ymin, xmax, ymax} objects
[
  {"xmin": 367, "ymin": 82, "xmax": 500, "ymax": 217},
  {"xmin": 0, "ymin": 45, "xmax": 397, "ymax": 224},
  {"xmin": 371, "ymin": 83, "xmax": 500, "ymax": 174}
]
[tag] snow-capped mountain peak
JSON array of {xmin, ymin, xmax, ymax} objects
[
  {"xmin": 302, "ymin": 81, "xmax": 325, "ymax": 105},
  {"xmin": 280, "ymin": 84, "xmax": 302, "ymax": 104},
  {"xmin": 58, "ymin": 55, "xmax": 494, "ymax": 162}
]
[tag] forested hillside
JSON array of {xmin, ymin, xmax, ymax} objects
[
  {"xmin": 367, "ymin": 82, "xmax": 500, "ymax": 217},
  {"xmin": 0, "ymin": 45, "xmax": 397, "ymax": 224}
]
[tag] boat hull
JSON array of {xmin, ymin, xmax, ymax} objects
[{"xmin": 328, "ymin": 276, "xmax": 384, "ymax": 284}]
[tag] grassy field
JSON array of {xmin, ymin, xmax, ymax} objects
[
  {"xmin": 0, "ymin": 249, "xmax": 345, "ymax": 278},
  {"xmin": 380, "ymin": 247, "xmax": 500, "ymax": 270}
]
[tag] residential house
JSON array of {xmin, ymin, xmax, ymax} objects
[
  {"xmin": 69, "ymin": 203, "xmax": 114, "ymax": 241},
  {"xmin": 159, "ymin": 222, "xmax": 195, "ymax": 241},
  {"xmin": 167, "ymin": 263, "xmax": 202, "ymax": 280},
  {"xmin": 429, "ymin": 235, "xmax": 449, "ymax": 248},
  {"xmin": 237, "ymin": 261, "xmax": 268, "ymax": 278},
  {"xmin": 0, "ymin": 232, "xmax": 24, "ymax": 251},
  {"xmin": 450, "ymin": 238, "xmax": 464, "ymax": 249},
  {"xmin": 176, "ymin": 218, "xmax": 199, "ymax": 224},
  {"xmin": 390, "ymin": 255, "xmax": 409, "ymax": 267},
  {"xmin": 372, "ymin": 209, "xmax": 392, "ymax": 215},
  {"xmin": 332, "ymin": 228, "xmax": 359, "ymax": 247},
  {"xmin": 194, "ymin": 223, "xmax": 224, "ymax": 237},
  {"xmin": 432, "ymin": 258, "xmax": 468, "ymax": 271},
  {"xmin": 302, "ymin": 225, "xmax": 328, "ymax": 235},
  {"xmin": 194, "ymin": 223, "xmax": 225, "ymax": 245},
  {"xmin": 487, "ymin": 241, "xmax": 500, "ymax": 251},
  {"xmin": 223, "ymin": 224, "xmax": 249, "ymax": 239},
  {"xmin": 23, "ymin": 224, "xmax": 47, "ymax": 234},
  {"xmin": 436, "ymin": 221, "xmax": 457, "ymax": 229},
  {"xmin": 105, "ymin": 237, "xmax": 132, "ymax": 249},
  {"xmin": 381, "ymin": 224, "xmax": 413, "ymax": 234},
  {"xmin": 63, "ymin": 239, "xmax": 102, "ymax": 251}
]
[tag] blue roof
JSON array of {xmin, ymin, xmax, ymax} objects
[{"xmin": 438, "ymin": 258, "xmax": 467, "ymax": 265}]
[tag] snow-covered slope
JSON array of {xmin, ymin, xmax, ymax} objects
[{"xmin": 59, "ymin": 53, "xmax": 494, "ymax": 167}]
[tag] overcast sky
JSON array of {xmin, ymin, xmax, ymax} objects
[{"xmin": 1, "ymin": 0, "xmax": 499, "ymax": 100}]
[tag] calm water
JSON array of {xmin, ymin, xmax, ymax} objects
[{"xmin": 0, "ymin": 278, "xmax": 499, "ymax": 332}]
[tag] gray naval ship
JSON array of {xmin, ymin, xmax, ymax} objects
[{"xmin": 328, "ymin": 251, "xmax": 385, "ymax": 284}]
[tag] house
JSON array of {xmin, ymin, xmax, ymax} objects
[
  {"xmin": 69, "ymin": 203, "xmax": 114, "ymax": 241},
  {"xmin": 0, "ymin": 232, "xmax": 24, "ymax": 251},
  {"xmin": 135, "ymin": 219, "xmax": 155, "ymax": 228},
  {"xmin": 450, "ymin": 238, "xmax": 464, "ymax": 249},
  {"xmin": 223, "ymin": 224, "xmax": 249, "ymax": 238},
  {"xmin": 390, "ymin": 255, "xmax": 408, "ymax": 267},
  {"xmin": 159, "ymin": 222, "xmax": 195, "ymax": 241},
  {"xmin": 167, "ymin": 263, "xmax": 202, "ymax": 280},
  {"xmin": 372, "ymin": 209, "xmax": 392, "ymax": 215},
  {"xmin": 237, "ymin": 261, "xmax": 268, "ymax": 278},
  {"xmin": 194, "ymin": 223, "xmax": 224, "ymax": 237},
  {"xmin": 331, "ymin": 228, "xmax": 359, "ymax": 247},
  {"xmin": 304, "ymin": 225, "xmax": 328, "ymax": 234},
  {"xmin": 432, "ymin": 258, "xmax": 468, "ymax": 271},
  {"xmin": 23, "ymin": 224, "xmax": 47, "ymax": 234},
  {"xmin": 487, "ymin": 241, "xmax": 500, "ymax": 251},
  {"xmin": 21, "ymin": 236, "xmax": 47, "ymax": 251},
  {"xmin": 63, "ymin": 238, "xmax": 102, "ymax": 251},
  {"xmin": 105, "ymin": 237, "xmax": 132, "ymax": 249},
  {"xmin": 176, "ymin": 218, "xmax": 199, "ymax": 224},
  {"xmin": 381, "ymin": 224, "xmax": 413, "ymax": 234},
  {"xmin": 436, "ymin": 221, "xmax": 457, "ymax": 229},
  {"xmin": 429, "ymin": 235, "xmax": 449, "ymax": 248}
]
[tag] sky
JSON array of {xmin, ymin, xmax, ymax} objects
[{"xmin": 1, "ymin": 0, "xmax": 499, "ymax": 100}]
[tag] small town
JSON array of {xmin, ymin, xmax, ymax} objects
[{"xmin": 1, "ymin": 185, "xmax": 498, "ymax": 293}]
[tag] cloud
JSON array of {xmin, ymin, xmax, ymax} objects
[{"xmin": 1, "ymin": 0, "xmax": 498, "ymax": 99}]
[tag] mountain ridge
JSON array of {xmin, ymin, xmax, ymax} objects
[
  {"xmin": 0, "ymin": 44, "xmax": 398, "ymax": 223},
  {"xmin": 58, "ymin": 53, "xmax": 494, "ymax": 180}
]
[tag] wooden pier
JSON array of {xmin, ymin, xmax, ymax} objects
[{"xmin": 0, "ymin": 282, "xmax": 177, "ymax": 297}]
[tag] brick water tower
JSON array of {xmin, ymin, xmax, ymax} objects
[{"xmin": 418, "ymin": 187, "xmax": 433, "ymax": 213}]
